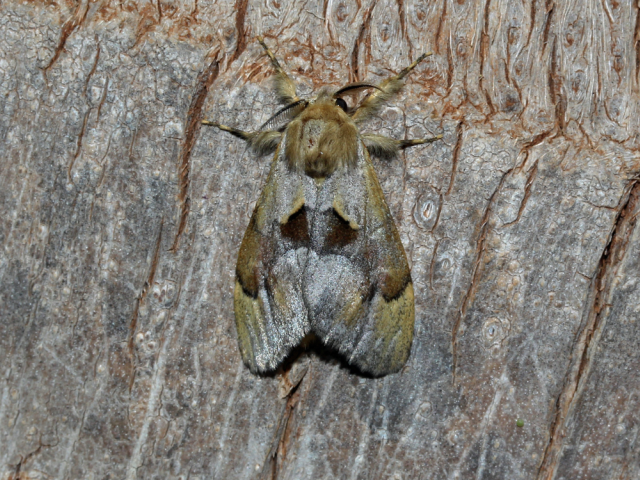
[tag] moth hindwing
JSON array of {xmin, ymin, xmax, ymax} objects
[{"xmin": 204, "ymin": 39, "xmax": 441, "ymax": 376}]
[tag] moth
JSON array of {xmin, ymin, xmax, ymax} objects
[{"xmin": 204, "ymin": 38, "xmax": 440, "ymax": 376}]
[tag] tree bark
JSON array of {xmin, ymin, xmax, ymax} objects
[{"xmin": 1, "ymin": 1, "xmax": 639, "ymax": 479}]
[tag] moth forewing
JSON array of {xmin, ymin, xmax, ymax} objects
[
  {"xmin": 234, "ymin": 142, "xmax": 312, "ymax": 372},
  {"xmin": 203, "ymin": 39, "xmax": 440, "ymax": 376}
]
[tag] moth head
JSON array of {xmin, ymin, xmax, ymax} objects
[{"xmin": 279, "ymin": 85, "xmax": 381, "ymax": 178}]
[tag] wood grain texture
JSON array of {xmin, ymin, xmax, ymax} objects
[{"xmin": 1, "ymin": 0, "xmax": 639, "ymax": 478}]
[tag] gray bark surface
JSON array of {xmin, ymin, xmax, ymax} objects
[{"xmin": 1, "ymin": 1, "xmax": 639, "ymax": 479}]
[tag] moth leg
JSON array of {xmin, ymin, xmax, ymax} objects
[
  {"xmin": 202, "ymin": 121, "xmax": 251, "ymax": 141},
  {"xmin": 351, "ymin": 53, "xmax": 432, "ymax": 124},
  {"xmin": 257, "ymin": 36, "xmax": 300, "ymax": 105},
  {"xmin": 362, "ymin": 133, "xmax": 442, "ymax": 160},
  {"xmin": 202, "ymin": 120, "xmax": 282, "ymax": 156}
]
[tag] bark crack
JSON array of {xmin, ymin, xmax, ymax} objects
[
  {"xmin": 445, "ymin": 121, "xmax": 464, "ymax": 196},
  {"xmin": 536, "ymin": 180, "xmax": 640, "ymax": 480},
  {"xmin": 479, "ymin": 0, "xmax": 495, "ymax": 115},
  {"xmin": 445, "ymin": 35, "xmax": 453, "ymax": 92},
  {"xmin": 503, "ymin": 159, "xmax": 539, "ymax": 227},
  {"xmin": 9, "ymin": 435, "xmax": 56, "ymax": 480},
  {"xmin": 430, "ymin": 192, "xmax": 444, "ymax": 234},
  {"xmin": 451, "ymin": 169, "xmax": 511, "ymax": 382},
  {"xmin": 635, "ymin": 3, "xmax": 640, "ymax": 88},
  {"xmin": 259, "ymin": 367, "xmax": 308, "ymax": 480},
  {"xmin": 547, "ymin": 21, "xmax": 567, "ymax": 138},
  {"xmin": 170, "ymin": 54, "xmax": 220, "ymax": 252},
  {"xmin": 542, "ymin": 1, "xmax": 555, "ymax": 53},
  {"xmin": 67, "ymin": 108, "xmax": 91, "ymax": 184},
  {"xmin": 525, "ymin": 0, "xmax": 537, "ymax": 48},
  {"xmin": 350, "ymin": 4, "xmax": 374, "ymax": 82},
  {"xmin": 44, "ymin": 0, "xmax": 90, "ymax": 73},
  {"xmin": 396, "ymin": 0, "xmax": 411, "ymax": 59},
  {"xmin": 429, "ymin": 239, "xmax": 441, "ymax": 291},
  {"xmin": 128, "ymin": 218, "xmax": 164, "ymax": 373},
  {"xmin": 230, "ymin": 0, "xmax": 249, "ymax": 64},
  {"xmin": 435, "ymin": 0, "xmax": 448, "ymax": 56},
  {"xmin": 96, "ymin": 76, "xmax": 109, "ymax": 121},
  {"xmin": 83, "ymin": 41, "xmax": 101, "ymax": 98}
]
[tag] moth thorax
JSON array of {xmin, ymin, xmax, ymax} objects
[{"xmin": 285, "ymin": 115, "xmax": 358, "ymax": 178}]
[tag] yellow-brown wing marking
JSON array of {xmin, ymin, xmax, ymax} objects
[
  {"xmin": 368, "ymin": 282, "xmax": 414, "ymax": 373},
  {"xmin": 234, "ymin": 279, "xmax": 262, "ymax": 369},
  {"xmin": 332, "ymin": 194, "xmax": 360, "ymax": 230},
  {"xmin": 235, "ymin": 212, "xmax": 262, "ymax": 299}
]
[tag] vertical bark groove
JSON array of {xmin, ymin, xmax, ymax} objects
[
  {"xmin": 537, "ymin": 180, "xmax": 640, "ymax": 480},
  {"xmin": 170, "ymin": 56, "xmax": 220, "ymax": 252}
]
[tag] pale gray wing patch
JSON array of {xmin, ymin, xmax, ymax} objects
[{"xmin": 252, "ymin": 248, "xmax": 310, "ymax": 371}]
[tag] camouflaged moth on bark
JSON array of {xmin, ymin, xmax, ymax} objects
[{"xmin": 203, "ymin": 38, "xmax": 441, "ymax": 376}]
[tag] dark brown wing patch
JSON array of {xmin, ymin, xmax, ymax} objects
[
  {"xmin": 379, "ymin": 271, "xmax": 412, "ymax": 302},
  {"xmin": 323, "ymin": 209, "xmax": 359, "ymax": 252},
  {"xmin": 280, "ymin": 206, "xmax": 310, "ymax": 245}
]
